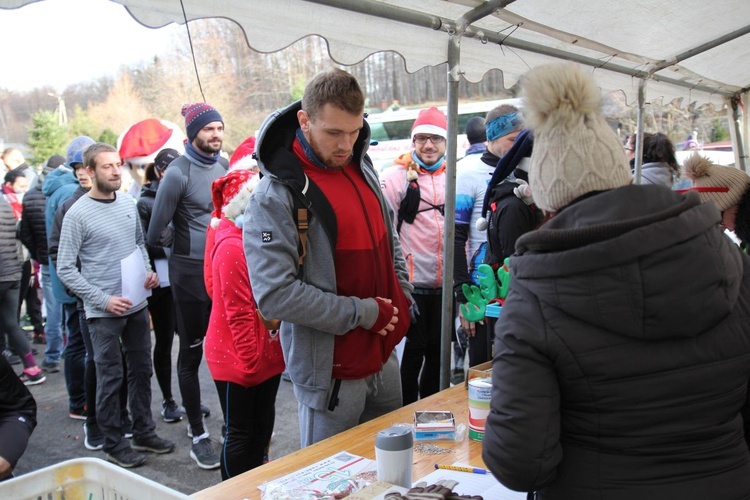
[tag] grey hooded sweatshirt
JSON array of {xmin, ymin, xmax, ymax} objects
[
  {"xmin": 483, "ymin": 184, "xmax": 750, "ymax": 500},
  {"xmin": 243, "ymin": 101, "xmax": 412, "ymax": 411}
]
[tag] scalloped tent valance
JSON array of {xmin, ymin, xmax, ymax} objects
[{"xmin": 3, "ymin": 0, "xmax": 750, "ymax": 105}]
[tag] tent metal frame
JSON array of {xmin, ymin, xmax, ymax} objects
[{"xmin": 305, "ymin": 0, "xmax": 750, "ymax": 388}]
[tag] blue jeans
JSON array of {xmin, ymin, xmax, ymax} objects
[
  {"xmin": 63, "ymin": 302, "xmax": 86, "ymax": 411},
  {"xmin": 41, "ymin": 265, "xmax": 63, "ymax": 364}
]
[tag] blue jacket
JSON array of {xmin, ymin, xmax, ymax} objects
[{"xmin": 42, "ymin": 166, "xmax": 79, "ymax": 304}]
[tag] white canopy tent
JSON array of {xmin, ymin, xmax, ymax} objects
[{"xmin": 5, "ymin": 0, "xmax": 750, "ymax": 387}]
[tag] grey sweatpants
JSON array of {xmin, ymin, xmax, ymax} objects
[
  {"xmin": 298, "ymin": 350, "xmax": 402, "ymax": 447},
  {"xmin": 88, "ymin": 308, "xmax": 156, "ymax": 453}
]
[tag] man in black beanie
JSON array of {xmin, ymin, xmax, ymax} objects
[
  {"xmin": 464, "ymin": 116, "xmax": 487, "ymax": 156},
  {"xmin": 147, "ymin": 103, "xmax": 228, "ymax": 470}
]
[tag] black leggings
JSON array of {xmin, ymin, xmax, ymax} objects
[
  {"xmin": 170, "ymin": 260, "xmax": 211, "ymax": 436},
  {"xmin": 147, "ymin": 286, "xmax": 176, "ymax": 401},
  {"xmin": 18, "ymin": 261, "xmax": 43, "ymax": 334},
  {"xmin": 215, "ymin": 375, "xmax": 281, "ymax": 480},
  {"xmin": 468, "ymin": 317, "xmax": 496, "ymax": 367},
  {"xmin": 400, "ymin": 292, "xmax": 443, "ymax": 405},
  {"xmin": 0, "ymin": 281, "xmax": 32, "ymax": 365}
]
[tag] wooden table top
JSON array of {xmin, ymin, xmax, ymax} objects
[{"xmin": 192, "ymin": 384, "xmax": 484, "ymax": 499}]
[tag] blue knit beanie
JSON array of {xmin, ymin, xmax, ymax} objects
[
  {"xmin": 182, "ymin": 103, "xmax": 223, "ymax": 143},
  {"xmin": 66, "ymin": 136, "xmax": 95, "ymax": 164}
]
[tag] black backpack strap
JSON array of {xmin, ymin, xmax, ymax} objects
[
  {"xmin": 396, "ymin": 177, "xmax": 445, "ymax": 233},
  {"xmin": 397, "ymin": 179, "xmax": 421, "ymax": 234}
]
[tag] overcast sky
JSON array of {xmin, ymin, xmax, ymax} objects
[{"xmin": 0, "ymin": 0, "xmax": 182, "ymax": 92}]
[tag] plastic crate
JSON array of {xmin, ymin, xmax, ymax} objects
[{"xmin": 0, "ymin": 457, "xmax": 189, "ymax": 500}]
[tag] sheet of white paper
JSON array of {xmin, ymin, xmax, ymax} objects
[
  {"xmin": 405, "ymin": 463, "xmax": 527, "ymax": 500},
  {"xmin": 121, "ymin": 248, "xmax": 151, "ymax": 305},
  {"xmin": 154, "ymin": 258, "xmax": 170, "ymax": 287}
]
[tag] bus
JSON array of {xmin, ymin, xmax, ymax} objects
[{"xmin": 365, "ymin": 98, "xmax": 522, "ymax": 169}]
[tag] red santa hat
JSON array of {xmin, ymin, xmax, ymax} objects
[
  {"xmin": 210, "ymin": 169, "xmax": 259, "ymax": 228},
  {"xmin": 119, "ymin": 119, "xmax": 172, "ymax": 160},
  {"xmin": 229, "ymin": 136, "xmax": 258, "ymax": 171},
  {"xmin": 117, "ymin": 119, "xmax": 186, "ymax": 168},
  {"xmin": 411, "ymin": 107, "xmax": 448, "ymax": 140}
]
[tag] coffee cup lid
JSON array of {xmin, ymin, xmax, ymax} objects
[{"xmin": 375, "ymin": 426, "xmax": 413, "ymax": 451}]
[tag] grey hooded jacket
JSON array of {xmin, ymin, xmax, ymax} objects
[
  {"xmin": 244, "ymin": 101, "xmax": 412, "ymax": 411},
  {"xmin": 483, "ymin": 184, "xmax": 750, "ymax": 500}
]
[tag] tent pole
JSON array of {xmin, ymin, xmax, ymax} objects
[
  {"xmin": 728, "ymin": 95, "xmax": 748, "ymax": 172},
  {"xmin": 633, "ymin": 79, "xmax": 646, "ymax": 184},
  {"xmin": 440, "ymin": 33, "xmax": 460, "ymax": 391}
]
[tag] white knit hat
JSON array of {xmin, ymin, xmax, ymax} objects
[
  {"xmin": 682, "ymin": 153, "xmax": 750, "ymax": 211},
  {"xmin": 523, "ymin": 62, "xmax": 632, "ymax": 212}
]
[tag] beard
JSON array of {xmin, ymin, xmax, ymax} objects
[
  {"xmin": 94, "ymin": 177, "xmax": 121, "ymax": 194},
  {"xmin": 194, "ymin": 135, "xmax": 222, "ymax": 155},
  {"xmin": 308, "ymin": 134, "xmax": 351, "ymax": 169}
]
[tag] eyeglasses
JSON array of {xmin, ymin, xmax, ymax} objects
[{"xmin": 414, "ymin": 135, "xmax": 446, "ymax": 145}]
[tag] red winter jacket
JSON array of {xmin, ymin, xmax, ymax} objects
[{"xmin": 205, "ymin": 218, "xmax": 284, "ymax": 387}]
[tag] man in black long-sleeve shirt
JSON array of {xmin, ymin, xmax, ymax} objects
[{"xmin": 146, "ymin": 103, "xmax": 227, "ymax": 470}]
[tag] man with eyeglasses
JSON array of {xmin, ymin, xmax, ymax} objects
[{"xmin": 381, "ymin": 106, "xmax": 447, "ymax": 405}]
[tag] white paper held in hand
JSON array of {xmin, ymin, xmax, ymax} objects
[{"xmin": 120, "ymin": 247, "xmax": 152, "ymax": 305}]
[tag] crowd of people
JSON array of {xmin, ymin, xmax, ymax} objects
[{"xmin": 1, "ymin": 61, "xmax": 750, "ymax": 499}]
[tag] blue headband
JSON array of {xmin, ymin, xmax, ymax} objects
[{"xmin": 485, "ymin": 112, "xmax": 522, "ymax": 142}]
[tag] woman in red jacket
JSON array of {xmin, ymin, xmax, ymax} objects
[{"xmin": 205, "ymin": 169, "xmax": 284, "ymax": 479}]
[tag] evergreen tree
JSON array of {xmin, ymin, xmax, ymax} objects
[
  {"xmin": 27, "ymin": 110, "xmax": 67, "ymax": 164},
  {"xmin": 98, "ymin": 128, "xmax": 118, "ymax": 146}
]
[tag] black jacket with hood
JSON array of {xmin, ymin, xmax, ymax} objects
[{"xmin": 483, "ymin": 184, "xmax": 750, "ymax": 500}]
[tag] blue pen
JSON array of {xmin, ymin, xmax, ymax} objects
[{"xmin": 434, "ymin": 464, "xmax": 488, "ymax": 474}]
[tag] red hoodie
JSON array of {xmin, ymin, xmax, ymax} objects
[{"xmin": 293, "ymin": 139, "xmax": 410, "ymax": 379}]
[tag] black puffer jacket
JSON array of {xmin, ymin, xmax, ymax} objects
[
  {"xmin": 483, "ymin": 184, "xmax": 750, "ymax": 500},
  {"xmin": 19, "ymin": 184, "xmax": 48, "ymax": 263},
  {"xmin": 0, "ymin": 197, "xmax": 22, "ymax": 283},
  {"xmin": 137, "ymin": 180, "xmax": 167, "ymax": 267}
]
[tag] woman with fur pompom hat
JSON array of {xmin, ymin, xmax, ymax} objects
[
  {"xmin": 482, "ymin": 62, "xmax": 750, "ymax": 500},
  {"xmin": 682, "ymin": 153, "xmax": 750, "ymax": 242}
]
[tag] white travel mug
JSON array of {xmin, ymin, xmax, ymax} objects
[{"xmin": 375, "ymin": 426, "xmax": 413, "ymax": 488}]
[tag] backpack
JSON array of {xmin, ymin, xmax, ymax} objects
[
  {"xmin": 397, "ymin": 178, "xmax": 445, "ymax": 234},
  {"xmin": 483, "ymin": 179, "xmax": 542, "ymax": 268}
]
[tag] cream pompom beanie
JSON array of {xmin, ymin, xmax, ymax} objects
[{"xmin": 522, "ymin": 62, "xmax": 632, "ymax": 212}]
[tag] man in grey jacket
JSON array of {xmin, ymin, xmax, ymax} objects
[{"xmin": 245, "ymin": 69, "xmax": 413, "ymax": 447}]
